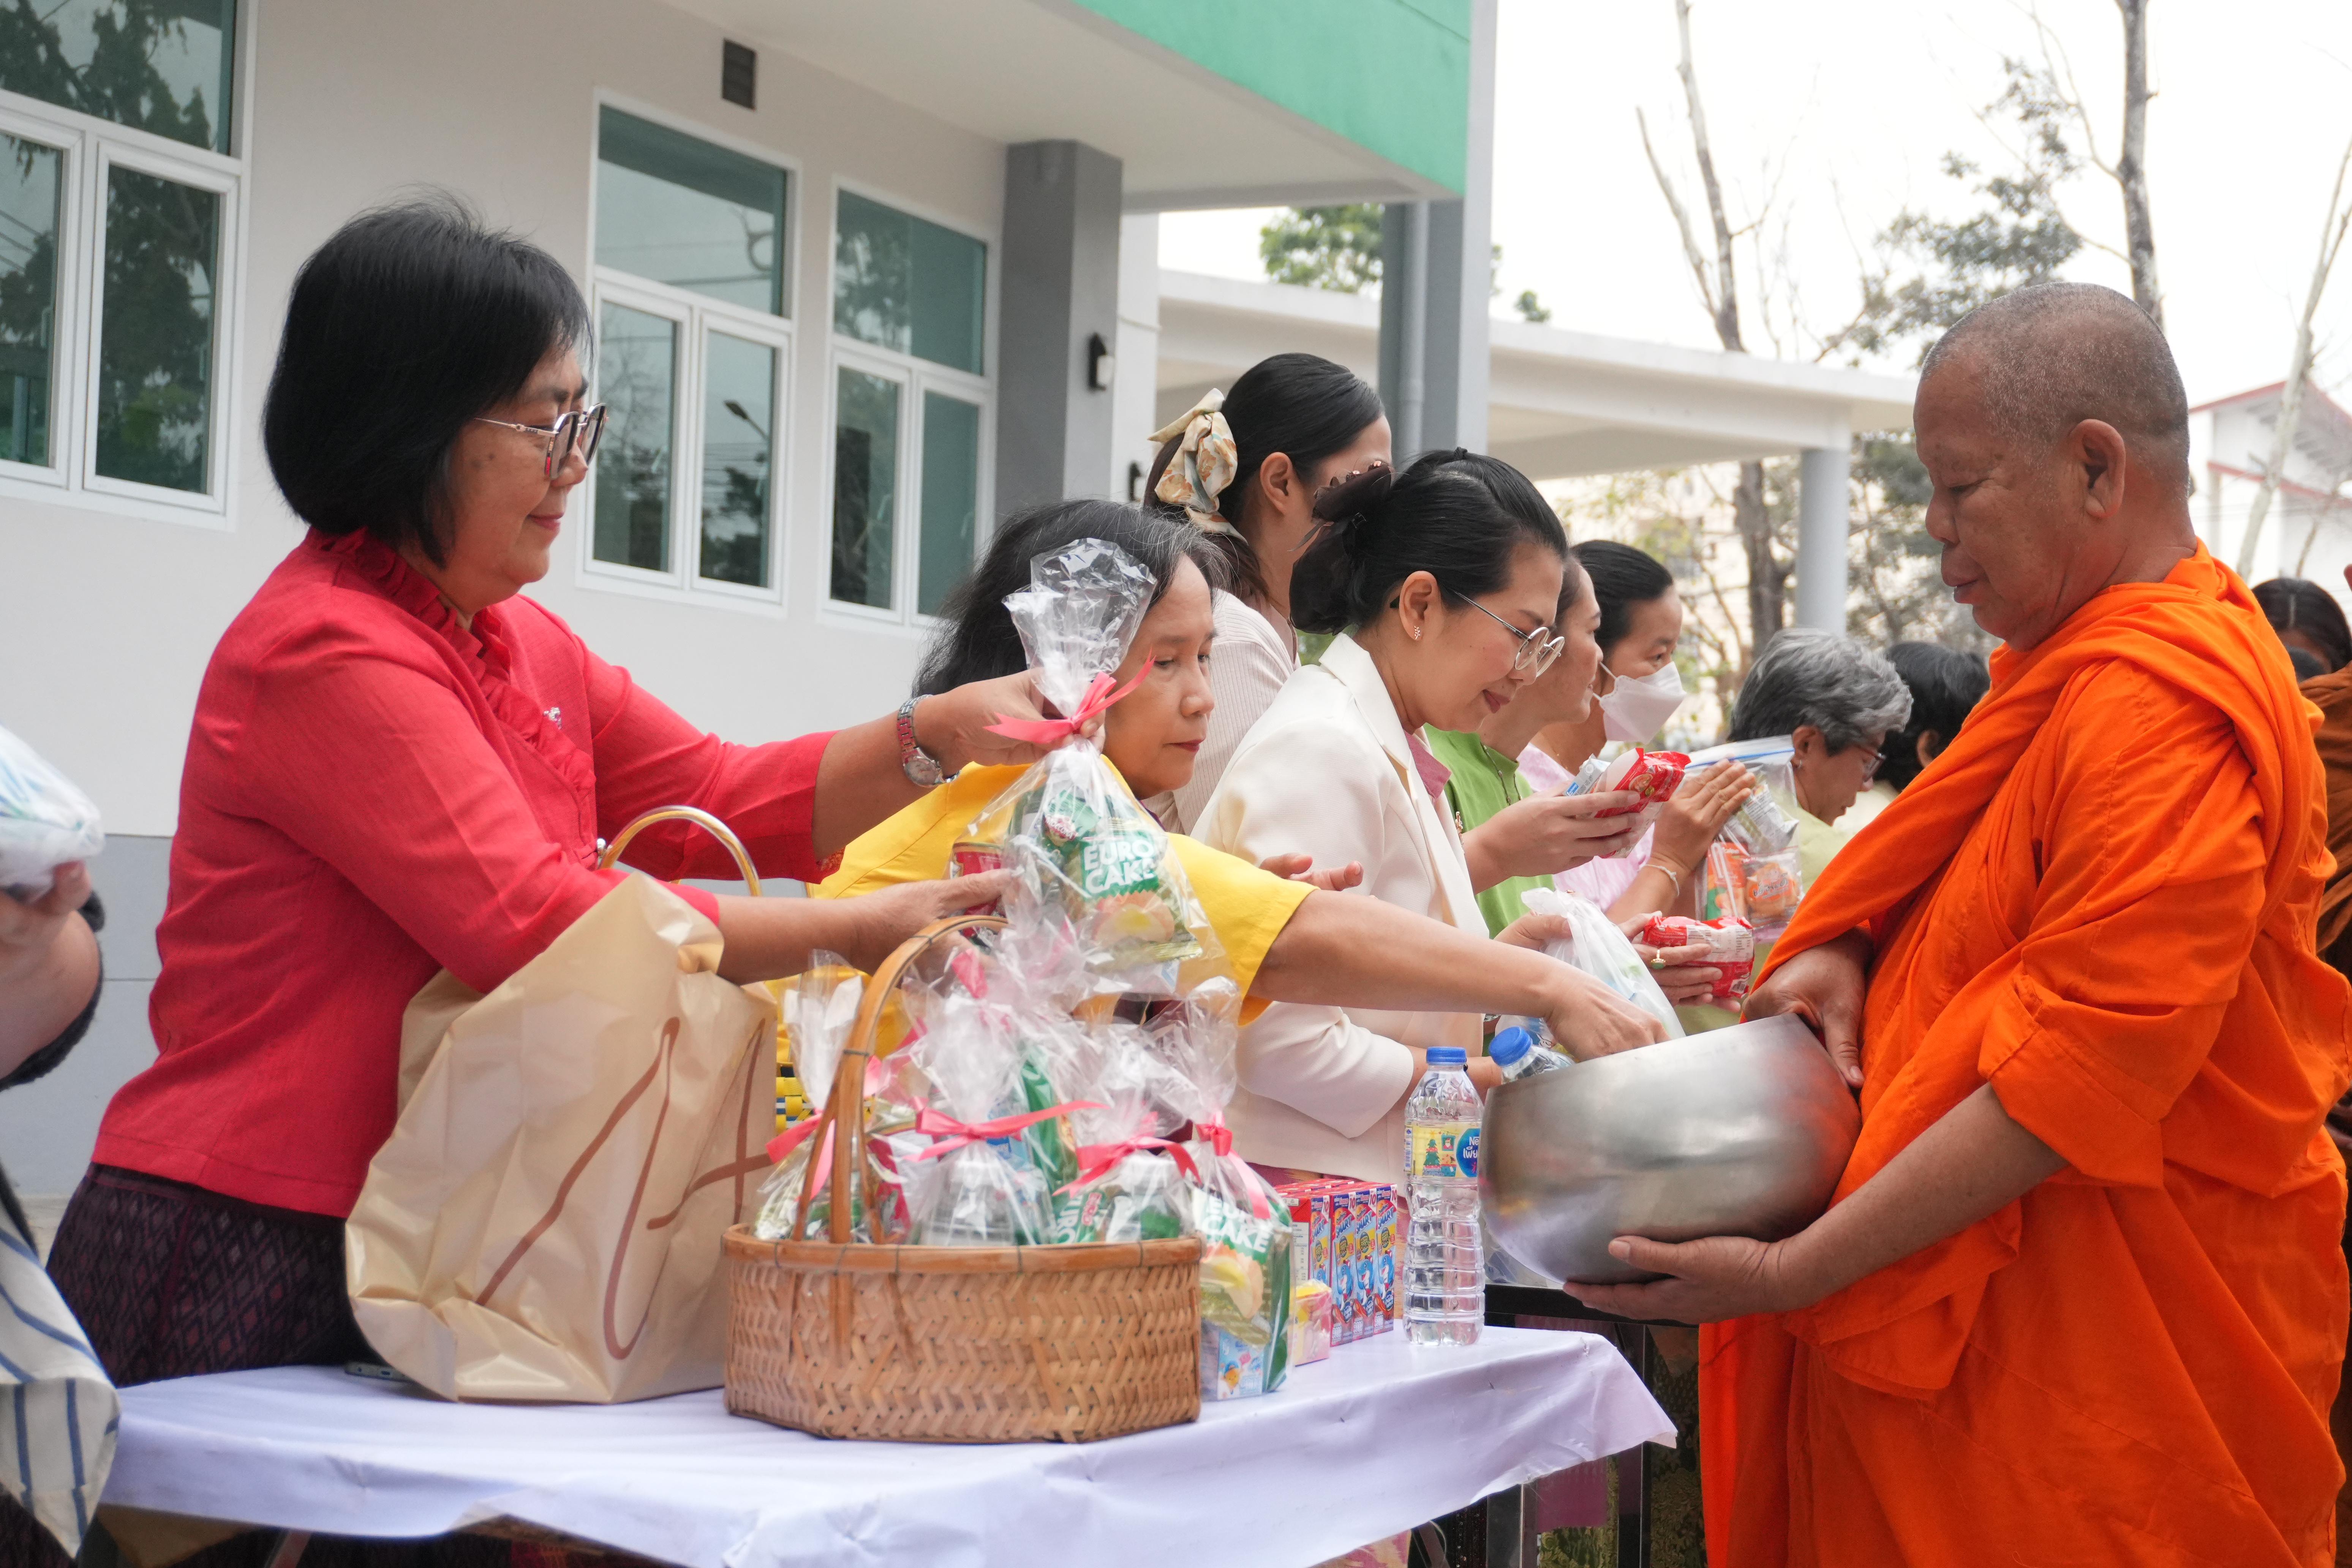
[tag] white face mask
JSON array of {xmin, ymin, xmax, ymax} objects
[{"xmin": 1597, "ymin": 660, "xmax": 1686, "ymax": 743}]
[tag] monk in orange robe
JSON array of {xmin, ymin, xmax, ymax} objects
[{"xmin": 1572, "ymin": 282, "xmax": 2352, "ymax": 1566}]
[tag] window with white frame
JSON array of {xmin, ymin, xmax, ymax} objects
[
  {"xmin": 589, "ymin": 106, "xmax": 790, "ymax": 597},
  {"xmin": 829, "ymin": 188, "xmax": 989, "ymax": 619},
  {"xmin": 0, "ymin": 0, "xmax": 241, "ymax": 516}
]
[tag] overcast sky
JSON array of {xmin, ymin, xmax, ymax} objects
[{"xmin": 1161, "ymin": 0, "xmax": 2352, "ymax": 408}]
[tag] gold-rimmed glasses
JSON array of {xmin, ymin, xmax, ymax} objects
[
  {"xmin": 472, "ymin": 404, "xmax": 609, "ymax": 479},
  {"xmin": 1451, "ymin": 593, "xmax": 1565, "ymax": 676}
]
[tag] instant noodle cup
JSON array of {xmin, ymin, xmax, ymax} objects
[{"xmin": 1594, "ymin": 748, "xmax": 1689, "ymax": 817}]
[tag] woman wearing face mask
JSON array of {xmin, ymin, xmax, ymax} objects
[
  {"xmin": 1193, "ymin": 452, "xmax": 1651, "ymax": 1182},
  {"xmin": 815, "ymin": 499, "xmax": 1666, "ymax": 1063},
  {"xmin": 1528, "ymin": 541, "xmax": 1755, "ymax": 923},
  {"xmin": 1145, "ymin": 354, "xmax": 1390, "ymax": 831}
]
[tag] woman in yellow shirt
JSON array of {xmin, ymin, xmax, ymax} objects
[{"xmin": 819, "ymin": 499, "xmax": 1665, "ymax": 1061}]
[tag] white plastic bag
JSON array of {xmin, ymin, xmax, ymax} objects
[
  {"xmin": 0, "ymin": 726, "xmax": 102, "ymax": 897},
  {"xmin": 1521, "ymin": 885, "xmax": 1685, "ymax": 1040}
]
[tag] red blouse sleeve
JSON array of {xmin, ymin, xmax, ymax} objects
[
  {"xmin": 226, "ymin": 621, "xmax": 654, "ymax": 996},
  {"xmin": 580, "ymin": 643, "xmax": 836, "ymax": 885}
]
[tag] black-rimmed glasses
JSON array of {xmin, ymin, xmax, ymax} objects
[
  {"xmin": 473, "ymin": 404, "xmax": 609, "ymax": 479},
  {"xmin": 1451, "ymin": 593, "xmax": 1566, "ymax": 676}
]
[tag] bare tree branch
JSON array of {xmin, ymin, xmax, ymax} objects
[
  {"xmin": 1674, "ymin": 0, "xmax": 1744, "ymax": 352},
  {"xmin": 2113, "ymin": 0, "xmax": 2162, "ymax": 325},
  {"xmin": 2240, "ymin": 134, "xmax": 2352, "ymax": 575},
  {"xmin": 1636, "ymin": 105, "xmax": 1722, "ymax": 327}
]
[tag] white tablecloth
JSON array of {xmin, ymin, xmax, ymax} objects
[{"xmin": 105, "ymin": 1328, "xmax": 1671, "ymax": 1568}]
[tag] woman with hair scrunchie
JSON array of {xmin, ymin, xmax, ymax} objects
[
  {"xmin": 1141, "ymin": 354, "xmax": 1389, "ymax": 830},
  {"xmin": 1192, "ymin": 450, "xmax": 1665, "ymax": 1183}
]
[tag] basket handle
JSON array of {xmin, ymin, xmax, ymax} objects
[
  {"xmin": 598, "ymin": 806, "xmax": 762, "ymax": 896},
  {"xmin": 792, "ymin": 912, "xmax": 1010, "ymax": 1245}
]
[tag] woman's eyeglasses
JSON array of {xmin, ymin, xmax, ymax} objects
[
  {"xmin": 1451, "ymin": 593, "xmax": 1566, "ymax": 676},
  {"xmin": 473, "ymin": 405, "xmax": 609, "ymax": 479}
]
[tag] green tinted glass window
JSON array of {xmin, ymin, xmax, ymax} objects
[
  {"xmin": 917, "ymin": 392, "xmax": 980, "ymax": 616},
  {"xmin": 0, "ymin": 0, "xmax": 236, "ymax": 153},
  {"xmin": 0, "ymin": 135, "xmax": 62, "ymax": 468},
  {"xmin": 700, "ymin": 332, "xmax": 775, "ymax": 588},
  {"xmin": 594, "ymin": 303, "xmax": 677, "ymax": 572},
  {"xmin": 597, "ymin": 109, "xmax": 786, "ymax": 316},
  {"xmin": 94, "ymin": 164, "xmax": 217, "ymax": 493},
  {"xmin": 833, "ymin": 191, "xmax": 984, "ymax": 374},
  {"xmin": 831, "ymin": 367, "xmax": 899, "ymax": 608}
]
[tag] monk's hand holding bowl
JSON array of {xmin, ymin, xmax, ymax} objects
[
  {"xmin": 1742, "ymin": 928, "xmax": 1873, "ymax": 1088},
  {"xmin": 1569, "ymin": 1232, "xmax": 1828, "ymax": 1324}
]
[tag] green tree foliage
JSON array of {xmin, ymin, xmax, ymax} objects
[
  {"xmin": 1829, "ymin": 60, "xmax": 2085, "ymax": 367},
  {"xmin": 1514, "ymin": 288, "xmax": 1552, "ymax": 324},
  {"xmin": 0, "ymin": 0, "xmax": 228, "ymax": 152},
  {"xmin": 1259, "ymin": 204, "xmax": 1385, "ymax": 293}
]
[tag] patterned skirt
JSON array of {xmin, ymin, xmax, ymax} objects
[{"xmin": 0, "ymin": 1167, "xmax": 525, "ymax": 1568}]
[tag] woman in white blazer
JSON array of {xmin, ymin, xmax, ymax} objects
[{"xmin": 1196, "ymin": 452, "xmax": 1647, "ymax": 1182}]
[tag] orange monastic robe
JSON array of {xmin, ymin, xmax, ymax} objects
[{"xmin": 1704, "ymin": 548, "xmax": 2352, "ymax": 1566}]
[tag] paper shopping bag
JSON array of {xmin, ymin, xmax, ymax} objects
[{"xmin": 346, "ymin": 873, "xmax": 777, "ymax": 1402}]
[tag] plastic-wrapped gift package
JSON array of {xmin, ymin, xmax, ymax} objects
[
  {"xmin": 0, "ymin": 724, "xmax": 103, "ymax": 897},
  {"xmin": 1047, "ymin": 1028, "xmax": 1192, "ymax": 1244},
  {"xmin": 1291, "ymin": 1279, "xmax": 1334, "ymax": 1365},
  {"xmin": 1521, "ymin": 886, "xmax": 1685, "ymax": 1039},
  {"xmin": 962, "ymin": 539, "xmax": 1223, "ymax": 998},
  {"xmin": 1683, "ymin": 736, "xmax": 1810, "ymax": 939},
  {"xmin": 1638, "ymin": 914, "xmax": 1758, "ymax": 1001}
]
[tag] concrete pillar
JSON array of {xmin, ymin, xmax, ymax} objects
[
  {"xmin": 1795, "ymin": 438, "xmax": 1853, "ymax": 632},
  {"xmin": 996, "ymin": 140, "xmax": 1124, "ymax": 510},
  {"xmin": 1109, "ymin": 212, "xmax": 1161, "ymax": 502},
  {"xmin": 1378, "ymin": 0, "xmax": 1495, "ymax": 459}
]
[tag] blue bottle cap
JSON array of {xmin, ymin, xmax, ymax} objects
[
  {"xmin": 1487, "ymin": 1026, "xmax": 1533, "ymax": 1065},
  {"xmin": 1426, "ymin": 1047, "xmax": 1468, "ymax": 1066}
]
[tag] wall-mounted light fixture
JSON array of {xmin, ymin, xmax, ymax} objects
[
  {"xmin": 722, "ymin": 41, "xmax": 756, "ymax": 108},
  {"xmin": 1087, "ymin": 332, "xmax": 1115, "ymax": 392}
]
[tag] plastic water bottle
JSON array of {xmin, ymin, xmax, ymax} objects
[
  {"xmin": 1404, "ymin": 1046, "xmax": 1484, "ymax": 1345},
  {"xmin": 1487, "ymin": 1025, "xmax": 1568, "ymax": 1083}
]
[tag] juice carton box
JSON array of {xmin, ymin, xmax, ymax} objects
[
  {"xmin": 1370, "ymin": 1184, "xmax": 1399, "ymax": 1332},
  {"xmin": 1277, "ymin": 1182, "xmax": 1338, "ymax": 1295},
  {"xmin": 1291, "ymin": 1279, "xmax": 1333, "ymax": 1364},
  {"xmin": 1342, "ymin": 1184, "xmax": 1374, "ymax": 1343},
  {"xmin": 1200, "ymin": 1321, "xmax": 1276, "ymax": 1400}
]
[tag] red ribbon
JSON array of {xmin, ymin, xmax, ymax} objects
[
  {"xmin": 1059, "ymin": 1133, "xmax": 1198, "ymax": 1195},
  {"xmin": 764, "ymin": 1117, "xmax": 834, "ymax": 1199},
  {"xmin": 1178, "ymin": 1114, "xmax": 1269, "ymax": 1219},
  {"xmin": 983, "ymin": 669, "xmax": 1145, "ymax": 745},
  {"xmin": 909, "ymin": 1102, "xmax": 1102, "ymax": 1161}
]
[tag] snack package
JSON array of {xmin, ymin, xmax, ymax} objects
[
  {"xmin": 1701, "ymin": 840, "xmax": 1805, "ymax": 941},
  {"xmin": 754, "ymin": 958, "xmax": 884, "ymax": 1241},
  {"xmin": 0, "ymin": 725, "xmax": 103, "ymax": 897},
  {"xmin": 1048, "ymin": 1034, "xmax": 1191, "ymax": 1244},
  {"xmin": 1521, "ymin": 886, "xmax": 1686, "ymax": 1040},
  {"xmin": 1639, "ymin": 915, "xmax": 1758, "ymax": 1001},
  {"xmin": 1685, "ymin": 736, "xmax": 1805, "ymax": 858},
  {"xmin": 903, "ymin": 990, "xmax": 1056, "ymax": 1246},
  {"xmin": 1592, "ymin": 747, "xmax": 1689, "ymax": 818},
  {"xmin": 964, "ymin": 539, "xmax": 1222, "ymax": 997}
]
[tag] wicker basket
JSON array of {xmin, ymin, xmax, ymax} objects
[{"xmin": 722, "ymin": 915, "xmax": 1204, "ymax": 1443}]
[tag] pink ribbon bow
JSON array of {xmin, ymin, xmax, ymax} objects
[
  {"xmin": 1180, "ymin": 1114, "xmax": 1269, "ymax": 1219},
  {"xmin": 983, "ymin": 669, "xmax": 1145, "ymax": 745},
  {"xmin": 1059, "ymin": 1131, "xmax": 1199, "ymax": 1195},
  {"xmin": 765, "ymin": 1117, "xmax": 835, "ymax": 1199},
  {"xmin": 910, "ymin": 1102, "xmax": 1102, "ymax": 1161}
]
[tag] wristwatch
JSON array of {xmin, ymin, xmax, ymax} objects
[{"xmin": 896, "ymin": 697, "xmax": 947, "ymax": 787}]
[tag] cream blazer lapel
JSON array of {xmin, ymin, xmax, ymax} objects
[{"xmin": 1316, "ymin": 635, "xmax": 1486, "ymax": 936}]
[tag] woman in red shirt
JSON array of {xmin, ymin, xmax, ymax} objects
[{"xmin": 38, "ymin": 201, "xmax": 1049, "ymax": 1397}]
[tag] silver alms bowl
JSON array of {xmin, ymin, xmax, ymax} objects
[{"xmin": 1479, "ymin": 1013, "xmax": 1861, "ymax": 1286}]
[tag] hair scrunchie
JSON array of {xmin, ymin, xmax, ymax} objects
[
  {"xmin": 1307, "ymin": 459, "xmax": 1396, "ymax": 545},
  {"xmin": 1148, "ymin": 391, "xmax": 1239, "ymax": 533}
]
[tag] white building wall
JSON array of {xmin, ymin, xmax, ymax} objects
[
  {"xmin": 1, "ymin": 0, "xmax": 1007, "ymax": 839},
  {"xmin": 1109, "ymin": 213, "xmax": 1162, "ymax": 501}
]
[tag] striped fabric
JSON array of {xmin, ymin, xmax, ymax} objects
[{"xmin": 0, "ymin": 1205, "xmax": 115, "ymax": 1555}]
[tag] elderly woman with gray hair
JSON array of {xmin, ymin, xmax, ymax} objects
[{"xmin": 1727, "ymin": 627, "xmax": 1914, "ymax": 873}]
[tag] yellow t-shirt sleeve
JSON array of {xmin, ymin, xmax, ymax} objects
[
  {"xmin": 815, "ymin": 767, "xmax": 1311, "ymax": 1020},
  {"xmin": 1169, "ymin": 834, "xmax": 1312, "ymax": 1022}
]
